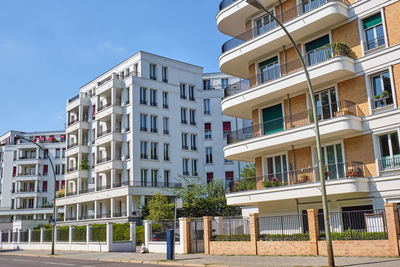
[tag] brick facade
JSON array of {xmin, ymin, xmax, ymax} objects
[
  {"xmin": 343, "ymin": 133, "xmax": 377, "ymax": 176},
  {"xmin": 337, "ymin": 75, "xmax": 370, "ymax": 116},
  {"xmin": 391, "ymin": 63, "xmax": 400, "ymax": 108},
  {"xmin": 255, "ymin": 157, "xmax": 263, "ymax": 189},
  {"xmin": 384, "ymin": 1, "xmax": 400, "ymax": 47},
  {"xmin": 331, "ymin": 19, "xmax": 362, "ymax": 58},
  {"xmin": 283, "ymin": 94, "xmax": 307, "ymax": 128}
]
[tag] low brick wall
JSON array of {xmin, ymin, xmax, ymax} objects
[
  {"xmin": 257, "ymin": 241, "xmax": 313, "ymax": 256},
  {"xmin": 318, "ymin": 240, "xmax": 394, "ymax": 257},
  {"xmin": 209, "ymin": 241, "xmax": 256, "ymax": 255}
]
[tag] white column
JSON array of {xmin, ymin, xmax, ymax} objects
[
  {"xmin": 64, "ymin": 205, "xmax": 67, "ymax": 221},
  {"xmin": 130, "ymin": 222, "xmax": 136, "ymax": 250},
  {"xmin": 106, "ymin": 222, "xmax": 113, "ymax": 250},
  {"xmin": 86, "ymin": 224, "xmax": 90, "ymax": 245},
  {"xmin": 40, "ymin": 227, "xmax": 44, "ymax": 244},
  {"xmin": 78, "ymin": 128, "xmax": 83, "ymax": 145},
  {"xmin": 79, "ymin": 105, "xmax": 83, "ymax": 122},
  {"xmin": 143, "ymin": 220, "xmax": 152, "ymax": 247},
  {"xmin": 111, "ymin": 169, "xmax": 116, "ymax": 188},
  {"xmin": 17, "ymin": 228, "xmax": 20, "ymax": 244},
  {"xmin": 77, "ymin": 178, "xmax": 81, "ymax": 194},
  {"xmin": 0, "ymin": 231, "xmax": 2, "ymax": 246},
  {"xmin": 33, "ymin": 197, "xmax": 37, "ymax": 209},
  {"xmin": 55, "ymin": 227, "xmax": 58, "ymax": 243},
  {"xmin": 111, "ymin": 87, "xmax": 116, "ymax": 105},
  {"xmin": 28, "ymin": 229, "xmax": 32, "ymax": 245},
  {"xmin": 111, "ymin": 141, "xmax": 116, "ymax": 160},
  {"xmin": 69, "ymin": 225, "xmax": 73, "ymax": 245},
  {"xmin": 110, "ymin": 198, "xmax": 115, "ymax": 218},
  {"xmin": 94, "ymin": 200, "xmax": 98, "ymax": 219},
  {"xmin": 126, "ymin": 195, "xmax": 132, "ymax": 217},
  {"xmin": 8, "ymin": 230, "xmax": 11, "ymax": 244},
  {"xmin": 76, "ymin": 203, "xmax": 80, "ymax": 221}
]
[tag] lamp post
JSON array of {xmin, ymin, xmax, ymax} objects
[
  {"xmin": 15, "ymin": 135, "xmax": 57, "ymax": 255},
  {"xmin": 244, "ymin": 1, "xmax": 334, "ymax": 266}
]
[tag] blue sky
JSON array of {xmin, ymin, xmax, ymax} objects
[{"xmin": 0, "ymin": 0, "xmax": 226, "ymax": 134}]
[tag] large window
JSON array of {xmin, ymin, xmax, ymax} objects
[
  {"xmin": 164, "ymin": 170, "xmax": 170, "ymax": 187},
  {"xmin": 305, "ymin": 34, "xmax": 330, "ymax": 66},
  {"xmin": 140, "ymin": 114, "xmax": 147, "ymax": 131},
  {"xmin": 181, "ymin": 133, "xmax": 188, "ymax": 150},
  {"xmin": 318, "ymin": 143, "xmax": 345, "ymax": 180},
  {"xmin": 162, "ymin": 66, "xmax": 168, "ymax": 83},
  {"xmin": 265, "ymin": 154, "xmax": 288, "ymax": 182},
  {"xmin": 163, "ymin": 143, "xmax": 170, "ymax": 161},
  {"xmin": 181, "ymin": 108, "xmax": 187, "ymax": 124},
  {"xmin": 300, "ymin": 0, "xmax": 327, "ymax": 14},
  {"xmin": 140, "ymin": 87, "xmax": 147, "ymax": 105},
  {"xmin": 150, "ymin": 64, "xmax": 157, "ymax": 80},
  {"xmin": 258, "ymin": 56, "xmax": 280, "ymax": 84},
  {"xmin": 141, "ymin": 169, "xmax": 148, "ymax": 186},
  {"xmin": 151, "ymin": 169, "xmax": 158, "ymax": 187},
  {"xmin": 150, "ymin": 115, "xmax": 158, "ymax": 133},
  {"xmin": 180, "ymin": 83, "xmax": 186, "ymax": 99},
  {"xmin": 163, "ymin": 117, "xmax": 169, "ymax": 134},
  {"xmin": 379, "ymin": 132, "xmax": 400, "ymax": 170},
  {"xmin": 314, "ymin": 87, "xmax": 338, "ymax": 121},
  {"xmin": 206, "ymin": 147, "xmax": 213, "ymax": 164},
  {"xmin": 189, "ymin": 85, "xmax": 195, "ymax": 101},
  {"xmin": 190, "ymin": 109, "xmax": 196, "ymax": 125},
  {"xmin": 205, "ymin": 123, "xmax": 212, "ymax": 139},
  {"xmin": 221, "ymin": 78, "xmax": 229, "ymax": 89},
  {"xmin": 162, "ymin": 91, "xmax": 168, "ymax": 108},
  {"xmin": 150, "ymin": 142, "xmax": 158, "ymax": 160},
  {"xmin": 192, "ymin": 159, "xmax": 198, "ymax": 176},
  {"xmin": 254, "ymin": 11, "xmax": 275, "ymax": 37},
  {"xmin": 182, "ymin": 158, "xmax": 189, "ymax": 175},
  {"xmin": 371, "ymin": 71, "xmax": 393, "ymax": 109},
  {"xmin": 191, "ymin": 134, "xmax": 197, "ymax": 151},
  {"xmin": 203, "ymin": 79, "xmax": 211, "ymax": 90},
  {"xmin": 203, "ymin": 99, "xmax": 211, "ymax": 115},
  {"xmin": 363, "ymin": 13, "xmax": 385, "ymax": 51},
  {"xmin": 262, "ymin": 104, "xmax": 283, "ymax": 135},
  {"xmin": 150, "ymin": 89, "xmax": 157, "ymax": 106},
  {"xmin": 140, "ymin": 141, "xmax": 148, "ymax": 159}
]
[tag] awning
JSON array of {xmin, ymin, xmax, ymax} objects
[
  {"xmin": 39, "ymin": 136, "xmax": 45, "ymax": 142},
  {"xmin": 204, "ymin": 123, "xmax": 211, "ymax": 130},
  {"xmin": 223, "ymin": 121, "xmax": 231, "ymax": 132},
  {"xmin": 59, "ymin": 134, "xmax": 65, "ymax": 139},
  {"xmin": 92, "ymin": 105, "xmax": 96, "ymax": 118},
  {"xmin": 33, "ymin": 136, "xmax": 39, "ymax": 142},
  {"xmin": 47, "ymin": 136, "xmax": 54, "ymax": 142}
]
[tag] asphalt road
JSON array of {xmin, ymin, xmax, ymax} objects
[{"xmin": 0, "ymin": 255, "xmax": 179, "ymax": 267}]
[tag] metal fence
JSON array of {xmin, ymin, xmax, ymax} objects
[
  {"xmin": 19, "ymin": 230, "xmax": 29, "ymax": 242},
  {"xmin": 73, "ymin": 226, "xmax": 86, "ymax": 242},
  {"xmin": 44, "ymin": 229, "xmax": 52, "ymax": 242},
  {"xmin": 151, "ymin": 221, "xmax": 180, "ymax": 242},
  {"xmin": 91, "ymin": 224, "xmax": 106, "ymax": 242},
  {"xmin": 212, "ymin": 217, "xmax": 250, "ymax": 241},
  {"xmin": 258, "ymin": 214, "xmax": 310, "ymax": 241},
  {"xmin": 1, "ymin": 232, "xmax": 8, "ymax": 242},
  {"xmin": 319, "ymin": 209, "xmax": 388, "ymax": 240},
  {"xmin": 57, "ymin": 227, "xmax": 69, "ymax": 242},
  {"xmin": 32, "ymin": 230, "xmax": 40, "ymax": 242}
]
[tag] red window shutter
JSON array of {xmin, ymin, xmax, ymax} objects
[
  {"xmin": 225, "ymin": 171, "xmax": 234, "ymax": 180},
  {"xmin": 42, "ymin": 181, "xmax": 47, "ymax": 190},
  {"xmin": 92, "ymin": 105, "xmax": 96, "ymax": 118},
  {"xmin": 33, "ymin": 136, "xmax": 40, "ymax": 142},
  {"xmin": 14, "ymin": 137, "xmax": 19, "ymax": 144},
  {"xmin": 56, "ymin": 181, "xmax": 59, "ymax": 190},
  {"xmin": 61, "ymin": 181, "xmax": 65, "ymax": 187},
  {"xmin": 204, "ymin": 123, "xmax": 211, "ymax": 130},
  {"xmin": 223, "ymin": 122, "xmax": 231, "ymax": 132},
  {"xmin": 13, "ymin": 166, "xmax": 16, "ymax": 176},
  {"xmin": 43, "ymin": 165, "xmax": 48, "ymax": 175}
]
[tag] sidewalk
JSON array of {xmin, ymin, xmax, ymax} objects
[{"xmin": 1, "ymin": 249, "xmax": 400, "ymax": 266}]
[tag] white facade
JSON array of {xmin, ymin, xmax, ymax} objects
[
  {"xmin": 0, "ymin": 130, "xmax": 66, "ymax": 225},
  {"xmin": 58, "ymin": 51, "xmax": 250, "ymax": 224}
]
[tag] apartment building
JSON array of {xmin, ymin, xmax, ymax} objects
[
  {"xmin": 218, "ymin": 0, "xmax": 400, "ymax": 216},
  {"xmin": 0, "ymin": 130, "xmax": 65, "ymax": 228},
  {"xmin": 58, "ymin": 51, "xmax": 250, "ymax": 224}
]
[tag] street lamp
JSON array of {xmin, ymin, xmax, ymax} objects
[
  {"xmin": 244, "ymin": 0, "xmax": 334, "ymax": 266},
  {"xmin": 15, "ymin": 135, "xmax": 57, "ymax": 256}
]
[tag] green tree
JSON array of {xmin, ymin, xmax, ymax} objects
[
  {"xmin": 147, "ymin": 193, "xmax": 174, "ymax": 222},
  {"xmin": 240, "ymin": 163, "xmax": 256, "ymax": 178}
]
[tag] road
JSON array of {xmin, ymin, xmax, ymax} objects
[{"xmin": 0, "ymin": 255, "xmax": 179, "ymax": 267}]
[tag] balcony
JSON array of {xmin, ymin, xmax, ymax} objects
[
  {"xmin": 219, "ymin": 0, "xmax": 350, "ymax": 77},
  {"xmin": 95, "ymin": 129, "xmax": 123, "ymax": 146},
  {"xmin": 65, "ymin": 143, "xmax": 89, "ymax": 157},
  {"xmin": 66, "ymin": 96, "xmax": 90, "ymax": 111},
  {"xmin": 224, "ymin": 101, "xmax": 363, "ymax": 161},
  {"xmin": 66, "ymin": 119, "xmax": 89, "ymax": 133},
  {"xmin": 95, "ymin": 157, "xmax": 123, "ymax": 172},
  {"xmin": 226, "ymin": 161, "xmax": 371, "ymax": 206},
  {"xmin": 96, "ymin": 103, "xmax": 123, "ymax": 120},
  {"xmin": 222, "ymin": 44, "xmax": 356, "ymax": 119},
  {"xmin": 378, "ymin": 157, "xmax": 400, "ymax": 172},
  {"xmin": 65, "ymin": 169, "xmax": 89, "ymax": 180},
  {"xmin": 96, "ymin": 75, "xmax": 124, "ymax": 95}
]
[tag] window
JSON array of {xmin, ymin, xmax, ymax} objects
[
  {"xmin": 162, "ymin": 66, "xmax": 168, "ymax": 83},
  {"xmin": 181, "ymin": 133, "xmax": 188, "ymax": 149},
  {"xmin": 42, "ymin": 197, "xmax": 47, "ymax": 206},
  {"xmin": 140, "ymin": 141, "xmax": 148, "ymax": 159},
  {"xmin": 206, "ymin": 172, "xmax": 214, "ymax": 183},
  {"xmin": 150, "ymin": 115, "xmax": 158, "ymax": 133},
  {"xmin": 140, "ymin": 87, "xmax": 147, "ymax": 105},
  {"xmin": 141, "ymin": 169, "xmax": 148, "ymax": 186},
  {"xmin": 182, "ymin": 158, "xmax": 189, "ymax": 175},
  {"xmin": 192, "ymin": 159, "xmax": 198, "ymax": 176},
  {"xmin": 223, "ymin": 121, "xmax": 231, "ymax": 139},
  {"xmin": 258, "ymin": 56, "xmax": 280, "ymax": 83},
  {"xmin": 133, "ymin": 63, "xmax": 138, "ymax": 76},
  {"xmin": 55, "ymin": 149, "xmax": 60, "ymax": 159},
  {"xmin": 203, "ymin": 79, "xmax": 211, "ymax": 90},
  {"xmin": 317, "ymin": 143, "xmax": 345, "ymax": 180},
  {"xmin": 180, "ymin": 83, "xmax": 186, "ymax": 99},
  {"xmin": 163, "ymin": 143, "xmax": 170, "ymax": 161},
  {"xmin": 379, "ymin": 132, "xmax": 400, "ymax": 170},
  {"xmin": 163, "ymin": 117, "xmax": 169, "ymax": 134},
  {"xmin": 150, "ymin": 89, "xmax": 157, "ymax": 106},
  {"xmin": 62, "ymin": 148, "xmax": 66, "ymax": 158},
  {"xmin": 203, "ymin": 99, "xmax": 211, "ymax": 115},
  {"xmin": 265, "ymin": 154, "xmax": 288, "ymax": 183},
  {"xmin": 221, "ymin": 78, "xmax": 229, "ymax": 89},
  {"xmin": 164, "ymin": 170, "xmax": 170, "ymax": 187},
  {"xmin": 150, "ymin": 142, "xmax": 158, "ymax": 160},
  {"xmin": 363, "ymin": 13, "xmax": 385, "ymax": 51},
  {"xmin": 189, "ymin": 109, "xmax": 196, "ymax": 125},
  {"xmin": 55, "ymin": 164, "xmax": 60, "ymax": 175},
  {"xmin": 225, "ymin": 171, "xmax": 234, "ymax": 181},
  {"xmin": 140, "ymin": 114, "xmax": 147, "ymax": 131},
  {"xmin": 150, "ymin": 64, "xmax": 157, "ymax": 80},
  {"xmin": 189, "ymin": 85, "xmax": 195, "ymax": 101},
  {"xmin": 206, "ymin": 147, "xmax": 213, "ymax": 164},
  {"xmin": 181, "ymin": 108, "xmax": 187, "ymax": 124},
  {"xmin": 191, "ymin": 134, "xmax": 197, "ymax": 151},
  {"xmin": 371, "ymin": 71, "xmax": 393, "ymax": 109},
  {"xmin": 254, "ymin": 11, "xmax": 275, "ymax": 37},
  {"xmin": 305, "ymin": 34, "xmax": 331, "ymax": 66},
  {"xmin": 162, "ymin": 91, "xmax": 168, "ymax": 108},
  {"xmin": 314, "ymin": 87, "xmax": 338, "ymax": 120},
  {"xmin": 62, "ymin": 164, "xmax": 65, "ymax": 175},
  {"xmin": 205, "ymin": 123, "xmax": 212, "ymax": 139}
]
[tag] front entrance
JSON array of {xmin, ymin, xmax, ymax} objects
[{"xmin": 190, "ymin": 219, "xmax": 204, "ymax": 253}]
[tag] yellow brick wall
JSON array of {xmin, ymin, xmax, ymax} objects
[
  {"xmin": 337, "ymin": 75, "xmax": 369, "ymax": 116},
  {"xmin": 252, "ymin": 109, "xmax": 261, "ymax": 137},
  {"xmin": 288, "ymin": 146, "xmax": 314, "ymax": 184},
  {"xmin": 318, "ymin": 240, "xmax": 393, "ymax": 257},
  {"xmin": 343, "ymin": 133, "xmax": 377, "ymax": 177},
  {"xmin": 258, "ymin": 241, "xmax": 314, "ymax": 256},
  {"xmin": 331, "ymin": 20, "xmax": 362, "ymax": 58},
  {"xmin": 391, "ymin": 63, "xmax": 400, "ymax": 107},
  {"xmin": 209, "ymin": 241, "xmax": 256, "ymax": 255},
  {"xmin": 249, "ymin": 63, "xmax": 256, "ymax": 87},
  {"xmin": 245, "ymin": 19, "xmax": 252, "ymax": 31},
  {"xmin": 283, "ymin": 94, "xmax": 308, "ymax": 128},
  {"xmin": 255, "ymin": 156, "xmax": 263, "ymax": 189},
  {"xmin": 279, "ymin": 45, "xmax": 302, "ymax": 75},
  {"xmin": 384, "ymin": 1, "xmax": 400, "ymax": 47}
]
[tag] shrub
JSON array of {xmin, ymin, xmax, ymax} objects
[
  {"xmin": 57, "ymin": 226, "xmax": 69, "ymax": 242},
  {"xmin": 259, "ymin": 233, "xmax": 310, "ymax": 241},
  {"xmin": 213, "ymin": 234, "xmax": 250, "ymax": 241},
  {"xmin": 233, "ymin": 179, "xmax": 256, "ymax": 192},
  {"xmin": 74, "ymin": 226, "xmax": 86, "ymax": 242},
  {"xmin": 91, "ymin": 224, "xmax": 106, "ymax": 242},
  {"xmin": 136, "ymin": 226, "xmax": 144, "ymax": 246},
  {"xmin": 113, "ymin": 223, "xmax": 130, "ymax": 242},
  {"xmin": 320, "ymin": 230, "xmax": 388, "ymax": 240}
]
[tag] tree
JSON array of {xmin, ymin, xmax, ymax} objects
[
  {"xmin": 240, "ymin": 163, "xmax": 256, "ymax": 178},
  {"xmin": 147, "ymin": 193, "xmax": 174, "ymax": 222}
]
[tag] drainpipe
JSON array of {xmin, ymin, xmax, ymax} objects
[
  {"xmin": 235, "ymin": 117, "xmax": 241, "ymax": 178},
  {"xmin": 287, "ymin": 94, "xmax": 292, "ymax": 126},
  {"xmin": 278, "ymin": 0, "xmax": 283, "ymax": 23},
  {"xmin": 291, "ymin": 145, "xmax": 296, "ymax": 185},
  {"xmin": 282, "ymin": 45, "xmax": 288, "ymax": 74}
]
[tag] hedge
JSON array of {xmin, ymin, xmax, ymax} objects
[
  {"xmin": 32, "ymin": 229, "xmax": 41, "ymax": 242},
  {"xmin": 113, "ymin": 223, "xmax": 130, "ymax": 242},
  {"xmin": 74, "ymin": 226, "xmax": 86, "ymax": 242},
  {"xmin": 320, "ymin": 230, "xmax": 388, "ymax": 240},
  {"xmin": 44, "ymin": 229, "xmax": 52, "ymax": 242},
  {"xmin": 213, "ymin": 234, "xmax": 250, "ymax": 241},
  {"xmin": 136, "ymin": 225, "xmax": 144, "ymax": 246},
  {"xmin": 57, "ymin": 226, "xmax": 69, "ymax": 242},
  {"xmin": 259, "ymin": 233, "xmax": 310, "ymax": 241},
  {"xmin": 91, "ymin": 224, "xmax": 106, "ymax": 242}
]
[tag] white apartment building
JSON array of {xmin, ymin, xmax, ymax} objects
[
  {"xmin": 0, "ymin": 130, "xmax": 66, "ymax": 229},
  {"xmin": 58, "ymin": 51, "xmax": 250, "ymax": 224}
]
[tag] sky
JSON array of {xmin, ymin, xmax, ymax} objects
[{"xmin": 0, "ymin": 0, "xmax": 227, "ymax": 135}]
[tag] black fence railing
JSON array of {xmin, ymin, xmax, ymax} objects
[
  {"xmin": 97, "ymin": 128, "xmax": 112, "ymax": 138},
  {"xmin": 227, "ymin": 100, "xmax": 361, "ymax": 145},
  {"xmin": 96, "ymin": 156, "xmax": 112, "ymax": 164},
  {"xmin": 319, "ymin": 209, "xmax": 388, "ymax": 240},
  {"xmin": 212, "ymin": 217, "xmax": 250, "ymax": 241},
  {"xmin": 219, "ymin": 0, "xmax": 238, "ymax": 11},
  {"xmin": 151, "ymin": 220, "xmax": 180, "ymax": 241},
  {"xmin": 97, "ymin": 102, "xmax": 112, "ymax": 112},
  {"xmin": 378, "ymin": 157, "xmax": 400, "ymax": 171},
  {"xmin": 259, "ymin": 214, "xmax": 310, "ymax": 241},
  {"xmin": 68, "ymin": 94, "xmax": 80, "ymax": 103},
  {"xmin": 364, "ymin": 36, "xmax": 385, "ymax": 51}
]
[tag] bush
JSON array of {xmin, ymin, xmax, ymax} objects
[
  {"xmin": 259, "ymin": 233, "xmax": 310, "ymax": 241},
  {"xmin": 91, "ymin": 224, "xmax": 106, "ymax": 242},
  {"xmin": 44, "ymin": 229, "xmax": 52, "ymax": 242},
  {"xmin": 233, "ymin": 179, "xmax": 256, "ymax": 192},
  {"xmin": 113, "ymin": 223, "xmax": 130, "ymax": 242},
  {"xmin": 74, "ymin": 226, "xmax": 86, "ymax": 242},
  {"xmin": 32, "ymin": 229, "xmax": 41, "ymax": 242},
  {"xmin": 136, "ymin": 226, "xmax": 144, "ymax": 246},
  {"xmin": 152, "ymin": 223, "xmax": 162, "ymax": 232},
  {"xmin": 57, "ymin": 226, "xmax": 69, "ymax": 242},
  {"xmin": 320, "ymin": 230, "xmax": 388, "ymax": 240},
  {"xmin": 213, "ymin": 234, "xmax": 250, "ymax": 241}
]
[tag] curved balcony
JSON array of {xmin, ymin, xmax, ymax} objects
[
  {"xmin": 65, "ymin": 143, "xmax": 89, "ymax": 157},
  {"xmin": 224, "ymin": 101, "xmax": 363, "ymax": 161},
  {"xmin": 222, "ymin": 44, "xmax": 356, "ymax": 119},
  {"xmin": 219, "ymin": 0, "xmax": 350, "ymax": 77}
]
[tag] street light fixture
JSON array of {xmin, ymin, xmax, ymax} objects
[
  {"xmin": 244, "ymin": 0, "xmax": 334, "ymax": 266},
  {"xmin": 15, "ymin": 135, "xmax": 57, "ymax": 255}
]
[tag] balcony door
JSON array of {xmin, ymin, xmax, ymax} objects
[
  {"xmin": 379, "ymin": 132, "xmax": 400, "ymax": 170},
  {"xmin": 262, "ymin": 104, "xmax": 284, "ymax": 135},
  {"xmin": 314, "ymin": 87, "xmax": 338, "ymax": 120},
  {"xmin": 258, "ymin": 56, "xmax": 280, "ymax": 84},
  {"xmin": 305, "ymin": 34, "xmax": 330, "ymax": 66},
  {"xmin": 265, "ymin": 154, "xmax": 288, "ymax": 183},
  {"xmin": 316, "ymin": 143, "xmax": 345, "ymax": 180}
]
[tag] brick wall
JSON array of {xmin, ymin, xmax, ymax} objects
[
  {"xmin": 283, "ymin": 94, "xmax": 307, "ymax": 128},
  {"xmin": 252, "ymin": 109, "xmax": 260, "ymax": 137},
  {"xmin": 249, "ymin": 63, "xmax": 256, "ymax": 87},
  {"xmin": 255, "ymin": 157, "xmax": 263, "ymax": 189},
  {"xmin": 337, "ymin": 75, "xmax": 369, "ymax": 116},
  {"xmin": 331, "ymin": 20, "xmax": 362, "ymax": 58},
  {"xmin": 257, "ymin": 241, "xmax": 313, "ymax": 255},
  {"xmin": 209, "ymin": 241, "xmax": 256, "ymax": 255},
  {"xmin": 318, "ymin": 240, "xmax": 393, "ymax": 257},
  {"xmin": 384, "ymin": 1, "xmax": 400, "ymax": 47},
  {"xmin": 391, "ymin": 64, "xmax": 400, "ymax": 108},
  {"xmin": 343, "ymin": 133, "xmax": 377, "ymax": 176}
]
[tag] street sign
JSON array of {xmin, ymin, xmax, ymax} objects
[
  {"xmin": 51, "ymin": 219, "xmax": 56, "ymax": 226},
  {"xmin": 175, "ymin": 198, "xmax": 183, "ymax": 209}
]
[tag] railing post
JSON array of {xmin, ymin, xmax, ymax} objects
[
  {"xmin": 307, "ymin": 209, "xmax": 319, "ymax": 255},
  {"xmin": 143, "ymin": 220, "xmax": 152, "ymax": 247},
  {"xmin": 384, "ymin": 203, "xmax": 400, "ymax": 256},
  {"xmin": 180, "ymin": 218, "xmax": 191, "ymax": 254},
  {"xmin": 203, "ymin": 216, "xmax": 212, "ymax": 255},
  {"xmin": 8, "ymin": 230, "xmax": 11, "ymax": 244},
  {"xmin": 55, "ymin": 226, "xmax": 58, "ymax": 243},
  {"xmin": 86, "ymin": 224, "xmax": 90, "ymax": 246},
  {"xmin": 0, "ymin": 230, "xmax": 2, "ymax": 247},
  {"xmin": 28, "ymin": 229, "xmax": 32, "ymax": 245},
  {"xmin": 130, "ymin": 222, "xmax": 136, "ymax": 251},
  {"xmin": 40, "ymin": 227, "xmax": 44, "ymax": 245},
  {"xmin": 69, "ymin": 225, "xmax": 73, "ymax": 246},
  {"xmin": 17, "ymin": 228, "xmax": 20, "ymax": 244},
  {"xmin": 249, "ymin": 213, "xmax": 259, "ymax": 255},
  {"xmin": 106, "ymin": 222, "xmax": 113, "ymax": 251}
]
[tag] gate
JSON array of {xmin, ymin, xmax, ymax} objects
[{"xmin": 190, "ymin": 219, "xmax": 204, "ymax": 253}]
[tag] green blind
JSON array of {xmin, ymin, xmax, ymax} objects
[
  {"xmin": 305, "ymin": 35, "xmax": 330, "ymax": 53},
  {"xmin": 262, "ymin": 104, "xmax": 283, "ymax": 135},
  {"xmin": 259, "ymin": 56, "xmax": 278, "ymax": 68},
  {"xmin": 363, "ymin": 13, "xmax": 382, "ymax": 29}
]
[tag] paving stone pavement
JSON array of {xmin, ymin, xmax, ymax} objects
[{"xmin": 1, "ymin": 249, "xmax": 400, "ymax": 266}]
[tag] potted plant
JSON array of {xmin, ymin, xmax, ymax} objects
[
  {"xmin": 299, "ymin": 174, "xmax": 310, "ymax": 183},
  {"xmin": 80, "ymin": 159, "xmax": 90, "ymax": 170},
  {"xmin": 374, "ymin": 94, "xmax": 382, "ymax": 99},
  {"xmin": 382, "ymin": 90, "xmax": 390, "ymax": 98}
]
